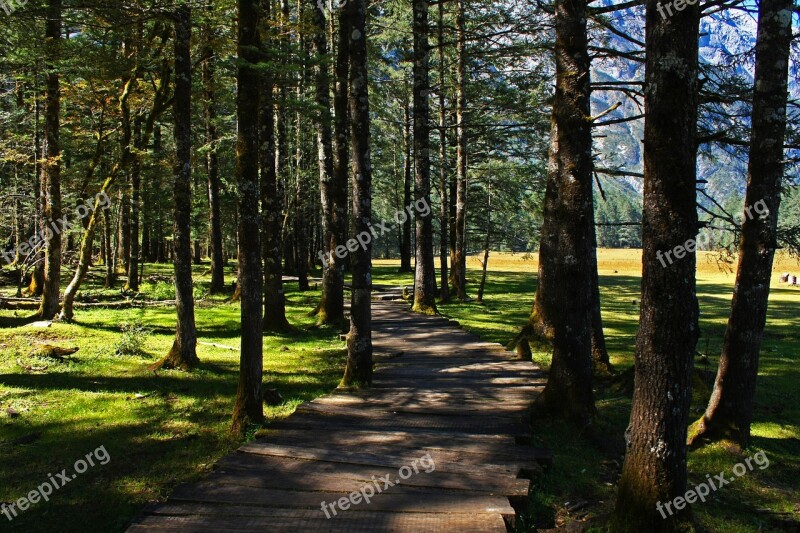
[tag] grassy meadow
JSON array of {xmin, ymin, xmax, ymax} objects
[{"xmin": 0, "ymin": 249, "xmax": 798, "ymax": 531}]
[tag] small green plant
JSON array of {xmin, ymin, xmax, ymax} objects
[{"xmin": 115, "ymin": 321, "xmax": 149, "ymax": 356}]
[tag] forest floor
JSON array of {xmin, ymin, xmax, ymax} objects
[{"xmin": 0, "ymin": 249, "xmax": 798, "ymax": 532}]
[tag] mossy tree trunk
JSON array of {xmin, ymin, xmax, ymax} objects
[
  {"xmin": 341, "ymin": 0, "xmax": 373, "ymax": 388},
  {"xmin": 203, "ymin": 18, "xmax": 225, "ymax": 295},
  {"xmin": 315, "ymin": 0, "xmax": 347, "ymax": 327},
  {"xmin": 38, "ymin": 0, "xmax": 62, "ymax": 320},
  {"xmin": 232, "ymin": 0, "xmax": 265, "ymax": 434},
  {"xmin": 450, "ymin": 0, "xmax": 468, "ymax": 302},
  {"xmin": 153, "ymin": 5, "xmax": 199, "ymax": 372},
  {"xmin": 411, "ymin": 0, "xmax": 438, "ymax": 315},
  {"xmin": 613, "ymin": 1, "xmax": 700, "ymax": 529},
  {"xmin": 690, "ymin": 0, "xmax": 793, "ymax": 450}
]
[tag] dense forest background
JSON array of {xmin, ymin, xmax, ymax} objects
[{"xmin": 2, "ymin": 0, "xmax": 798, "ymax": 269}]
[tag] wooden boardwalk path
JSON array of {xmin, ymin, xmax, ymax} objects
[{"xmin": 128, "ymin": 299, "xmax": 549, "ymax": 532}]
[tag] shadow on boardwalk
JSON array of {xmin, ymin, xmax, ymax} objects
[{"xmin": 128, "ymin": 300, "xmax": 551, "ymax": 532}]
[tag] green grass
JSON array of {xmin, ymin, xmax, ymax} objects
[
  {"xmin": 0, "ymin": 263, "xmax": 346, "ymax": 532},
  {"xmin": 1, "ymin": 253, "xmax": 797, "ymax": 532},
  {"xmin": 371, "ymin": 253, "xmax": 800, "ymax": 532}
]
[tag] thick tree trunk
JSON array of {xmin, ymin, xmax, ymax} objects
[
  {"xmin": 231, "ymin": 0, "xmax": 265, "ymax": 434},
  {"xmin": 399, "ymin": 96, "xmax": 413, "ymax": 273},
  {"xmin": 526, "ymin": 0, "xmax": 595, "ymax": 425},
  {"xmin": 451, "ymin": 0, "xmax": 468, "ymax": 301},
  {"xmin": 315, "ymin": 0, "xmax": 346, "ymax": 326},
  {"xmin": 38, "ymin": 0, "xmax": 62, "ymax": 320},
  {"xmin": 341, "ymin": 0, "xmax": 373, "ymax": 387},
  {"xmin": 613, "ymin": 1, "xmax": 700, "ymax": 529},
  {"xmin": 436, "ymin": 0, "xmax": 450, "ymax": 302},
  {"xmin": 689, "ymin": 0, "xmax": 792, "ymax": 450},
  {"xmin": 203, "ymin": 26, "xmax": 225, "ymax": 294},
  {"xmin": 153, "ymin": 5, "xmax": 199, "ymax": 372},
  {"xmin": 411, "ymin": 0, "xmax": 438, "ymax": 315},
  {"xmin": 259, "ymin": 0, "xmax": 290, "ymax": 331}
]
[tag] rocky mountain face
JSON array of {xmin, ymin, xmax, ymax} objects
[{"xmin": 590, "ymin": 6, "xmax": 796, "ymax": 210}]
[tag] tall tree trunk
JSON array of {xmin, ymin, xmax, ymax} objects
[
  {"xmin": 294, "ymin": 1, "xmax": 310, "ymax": 293},
  {"xmin": 125, "ymin": 119, "xmax": 142, "ymax": 292},
  {"xmin": 119, "ymin": 190, "xmax": 131, "ymax": 275},
  {"xmin": 411, "ymin": 0, "xmax": 438, "ymax": 315},
  {"xmin": 203, "ymin": 22, "xmax": 225, "ymax": 294},
  {"xmin": 232, "ymin": 0, "xmax": 265, "ymax": 434},
  {"xmin": 38, "ymin": 0, "xmax": 62, "ymax": 320},
  {"xmin": 613, "ymin": 1, "xmax": 700, "ymax": 529},
  {"xmin": 60, "ymin": 182, "xmax": 111, "ymax": 321},
  {"xmin": 315, "ymin": 0, "xmax": 346, "ymax": 326},
  {"xmin": 103, "ymin": 202, "xmax": 114, "ymax": 288},
  {"xmin": 29, "ymin": 87, "xmax": 44, "ymax": 298},
  {"xmin": 451, "ymin": 0, "xmax": 468, "ymax": 301},
  {"xmin": 477, "ymin": 182, "xmax": 491, "ymax": 303},
  {"xmin": 153, "ymin": 5, "xmax": 199, "ymax": 372},
  {"xmin": 259, "ymin": 0, "xmax": 289, "ymax": 331},
  {"xmin": 341, "ymin": 0, "xmax": 373, "ymax": 387},
  {"xmin": 590, "ymin": 227, "xmax": 612, "ymax": 373},
  {"xmin": 526, "ymin": 0, "xmax": 596, "ymax": 425},
  {"xmin": 436, "ymin": 0, "xmax": 449, "ymax": 302},
  {"xmin": 689, "ymin": 0, "xmax": 792, "ymax": 450},
  {"xmin": 399, "ymin": 95, "xmax": 413, "ymax": 273}
]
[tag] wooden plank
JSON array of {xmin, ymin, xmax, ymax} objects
[
  {"xmin": 167, "ymin": 482, "xmax": 517, "ymax": 516},
  {"xmin": 236, "ymin": 442, "xmax": 520, "ymax": 476},
  {"xmin": 267, "ymin": 410, "xmax": 530, "ymax": 437},
  {"xmin": 297, "ymin": 401, "xmax": 527, "ymax": 421},
  {"xmin": 132, "ymin": 505, "xmax": 508, "ymax": 532},
  {"xmin": 126, "ymin": 299, "xmax": 547, "ymax": 532},
  {"xmin": 206, "ymin": 465, "xmax": 531, "ymax": 496}
]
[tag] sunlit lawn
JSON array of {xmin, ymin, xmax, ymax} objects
[
  {"xmin": 0, "ymin": 263, "xmax": 346, "ymax": 532},
  {"xmin": 0, "ymin": 250, "xmax": 797, "ymax": 532},
  {"xmin": 374, "ymin": 250, "xmax": 800, "ymax": 532}
]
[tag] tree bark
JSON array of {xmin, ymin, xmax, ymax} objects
[
  {"xmin": 436, "ymin": 0, "xmax": 450, "ymax": 302},
  {"xmin": 203, "ymin": 23, "xmax": 225, "ymax": 295},
  {"xmin": 341, "ymin": 0, "xmax": 373, "ymax": 387},
  {"xmin": 232, "ymin": 0, "xmax": 265, "ymax": 434},
  {"xmin": 399, "ymin": 93, "xmax": 413, "ymax": 273},
  {"xmin": 526, "ymin": 0, "xmax": 596, "ymax": 425},
  {"xmin": 613, "ymin": 1, "xmax": 700, "ymax": 529},
  {"xmin": 477, "ymin": 183, "xmax": 491, "ymax": 303},
  {"xmin": 28, "ymin": 85, "xmax": 44, "ymax": 298},
  {"xmin": 451, "ymin": 0, "xmax": 468, "ymax": 301},
  {"xmin": 590, "ymin": 228, "xmax": 612, "ymax": 373},
  {"xmin": 259, "ymin": 0, "xmax": 290, "ymax": 331},
  {"xmin": 38, "ymin": 0, "xmax": 62, "ymax": 320},
  {"xmin": 689, "ymin": 0, "xmax": 793, "ymax": 450},
  {"xmin": 125, "ymin": 119, "xmax": 142, "ymax": 292},
  {"xmin": 411, "ymin": 0, "xmax": 438, "ymax": 315},
  {"xmin": 152, "ymin": 5, "xmax": 199, "ymax": 372},
  {"xmin": 315, "ymin": 0, "xmax": 346, "ymax": 326}
]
